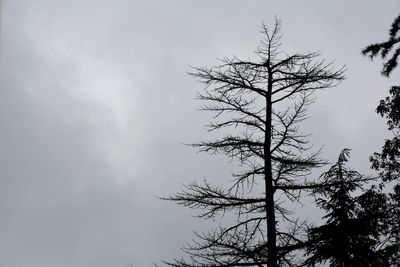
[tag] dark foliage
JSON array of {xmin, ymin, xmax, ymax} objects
[
  {"xmin": 380, "ymin": 184, "xmax": 400, "ymax": 266},
  {"xmin": 362, "ymin": 12, "xmax": 400, "ymax": 267},
  {"xmin": 305, "ymin": 149, "xmax": 389, "ymax": 267},
  {"xmin": 370, "ymin": 86, "xmax": 400, "ymax": 181},
  {"xmin": 362, "ymin": 14, "xmax": 400, "ymax": 77}
]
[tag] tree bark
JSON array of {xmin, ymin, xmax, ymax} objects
[{"xmin": 265, "ymin": 69, "xmax": 277, "ymax": 267}]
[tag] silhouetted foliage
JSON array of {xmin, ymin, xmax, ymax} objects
[
  {"xmin": 358, "ymin": 185, "xmax": 400, "ymax": 267},
  {"xmin": 362, "ymin": 14, "xmax": 400, "ymax": 264},
  {"xmin": 362, "ymin": 14, "xmax": 400, "ymax": 77},
  {"xmin": 363, "ymin": 14, "xmax": 400, "ymax": 182},
  {"xmin": 163, "ymin": 20, "xmax": 344, "ymax": 267},
  {"xmin": 305, "ymin": 149, "xmax": 389, "ymax": 267},
  {"xmin": 385, "ymin": 184, "xmax": 400, "ymax": 265},
  {"xmin": 370, "ymin": 86, "xmax": 400, "ymax": 182}
]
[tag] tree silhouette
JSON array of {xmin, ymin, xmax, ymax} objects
[
  {"xmin": 362, "ymin": 14, "xmax": 400, "ymax": 77},
  {"xmin": 164, "ymin": 20, "xmax": 345, "ymax": 267},
  {"xmin": 370, "ymin": 85, "xmax": 400, "ymax": 182},
  {"xmin": 384, "ymin": 184, "xmax": 400, "ymax": 266},
  {"xmin": 362, "ymin": 13, "xmax": 400, "ymax": 181},
  {"xmin": 357, "ymin": 185, "xmax": 400, "ymax": 267},
  {"xmin": 305, "ymin": 149, "xmax": 391, "ymax": 267},
  {"xmin": 363, "ymin": 14, "xmax": 400, "ymax": 265}
]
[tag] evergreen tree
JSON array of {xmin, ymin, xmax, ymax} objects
[
  {"xmin": 305, "ymin": 149, "xmax": 388, "ymax": 267},
  {"xmin": 362, "ymin": 13, "xmax": 400, "ymax": 182},
  {"xmin": 363, "ymin": 13, "xmax": 400, "ymax": 265},
  {"xmin": 362, "ymin": 14, "xmax": 400, "ymax": 77}
]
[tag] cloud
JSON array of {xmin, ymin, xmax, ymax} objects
[{"xmin": 0, "ymin": 0, "xmax": 399, "ymax": 266}]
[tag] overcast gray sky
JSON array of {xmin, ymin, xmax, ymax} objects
[{"xmin": 0, "ymin": 1, "xmax": 399, "ymax": 266}]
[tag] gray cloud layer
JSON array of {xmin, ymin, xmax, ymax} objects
[{"xmin": 1, "ymin": 1, "xmax": 399, "ymax": 266}]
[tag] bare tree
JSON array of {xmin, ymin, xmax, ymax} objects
[{"xmin": 164, "ymin": 20, "xmax": 345, "ymax": 267}]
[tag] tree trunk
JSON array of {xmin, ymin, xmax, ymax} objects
[{"xmin": 265, "ymin": 73, "xmax": 277, "ymax": 267}]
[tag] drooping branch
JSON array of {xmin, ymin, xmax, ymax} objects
[{"xmin": 362, "ymin": 14, "xmax": 400, "ymax": 77}]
